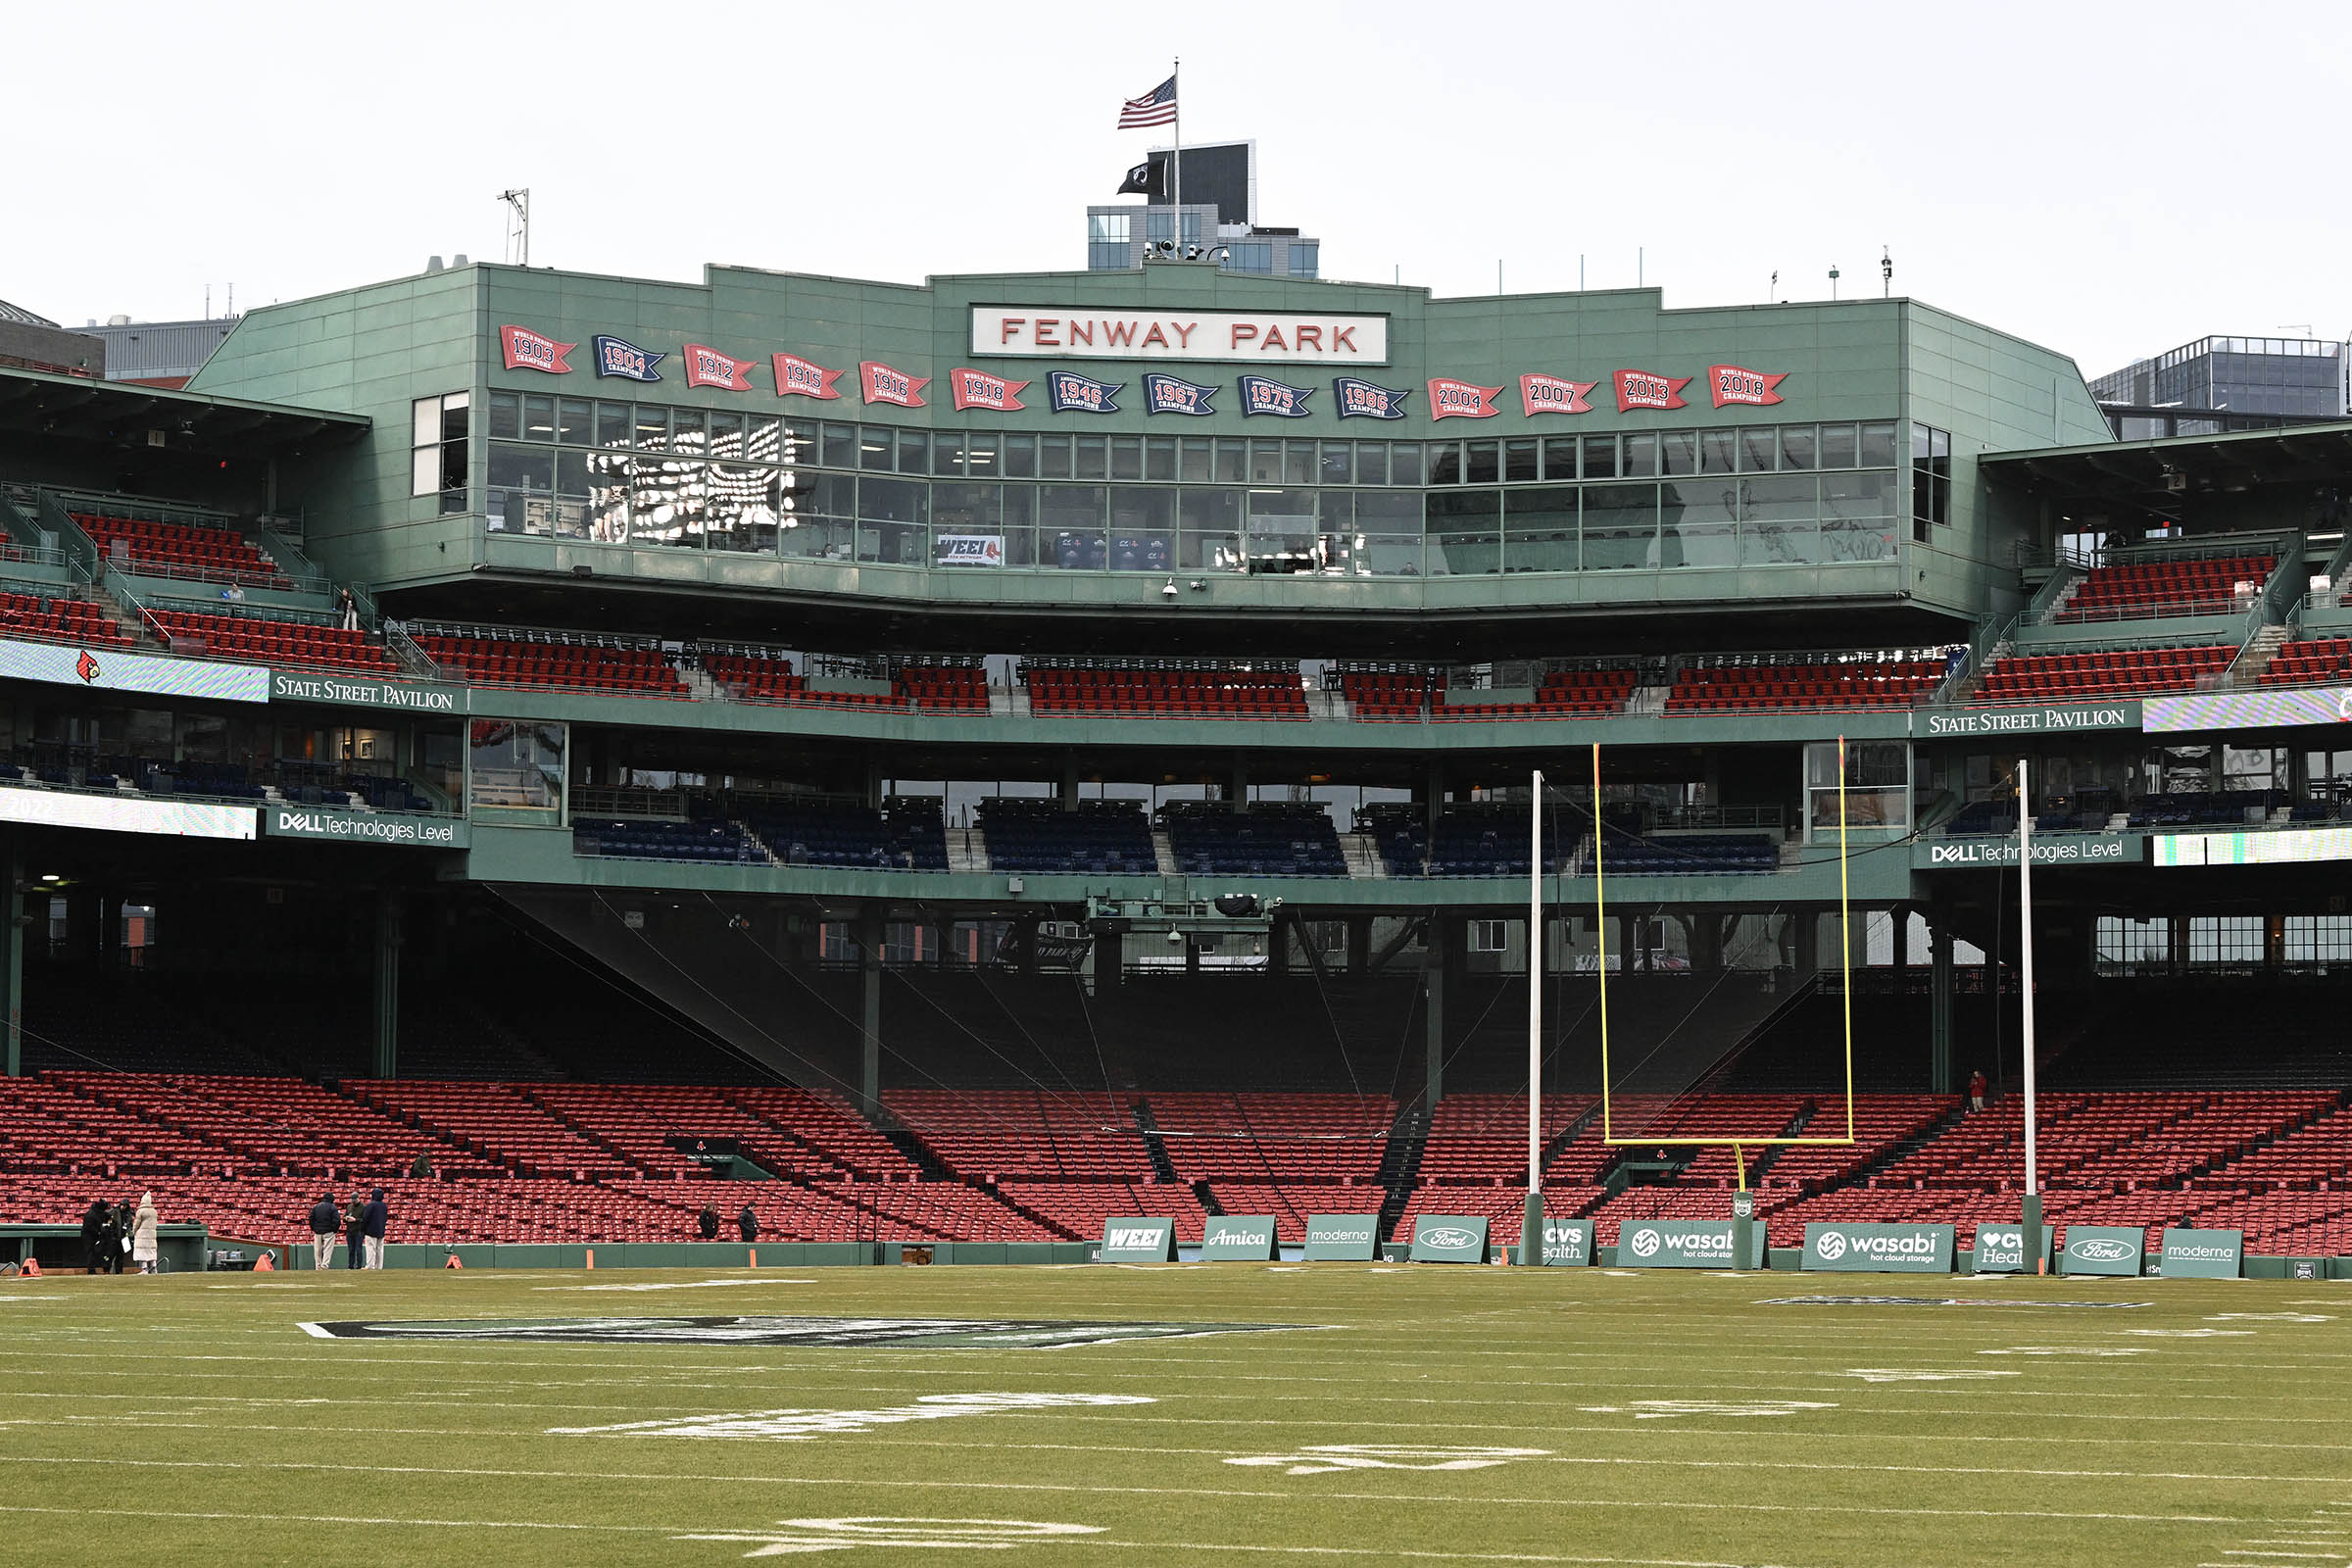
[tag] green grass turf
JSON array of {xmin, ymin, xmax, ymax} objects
[{"xmin": 3, "ymin": 1262, "xmax": 2350, "ymax": 1566}]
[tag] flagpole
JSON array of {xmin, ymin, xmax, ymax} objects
[{"xmin": 1170, "ymin": 58, "xmax": 1183, "ymax": 256}]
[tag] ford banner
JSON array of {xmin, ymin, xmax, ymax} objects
[
  {"xmin": 2157, "ymin": 1228, "xmax": 2243, "ymax": 1279},
  {"xmin": 1541, "ymin": 1218, "xmax": 1594, "ymax": 1266},
  {"xmin": 1617, "ymin": 1219, "xmax": 1767, "ymax": 1269},
  {"xmin": 1100, "ymin": 1217, "xmax": 1177, "ymax": 1262},
  {"xmin": 1200, "ymin": 1215, "xmax": 1279, "ymax": 1262},
  {"xmin": 1801, "ymin": 1223, "xmax": 1955, "ymax": 1274},
  {"xmin": 1302, "ymin": 1214, "xmax": 1380, "ymax": 1262},
  {"xmin": 1408, "ymin": 1214, "xmax": 1489, "ymax": 1263},
  {"xmin": 2059, "ymin": 1225, "xmax": 2146, "ymax": 1277}
]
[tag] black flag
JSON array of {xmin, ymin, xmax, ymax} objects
[{"xmin": 1115, "ymin": 157, "xmax": 1166, "ymax": 201}]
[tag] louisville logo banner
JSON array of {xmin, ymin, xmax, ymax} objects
[
  {"xmin": 1047, "ymin": 370, "xmax": 1122, "ymax": 414},
  {"xmin": 950, "ymin": 368, "xmax": 1029, "ymax": 413},
  {"xmin": 1614, "ymin": 368, "xmax": 1691, "ymax": 412},
  {"xmin": 772, "ymin": 354, "xmax": 843, "ymax": 401},
  {"xmin": 859, "ymin": 361, "xmax": 928, "ymax": 408},
  {"xmin": 682, "ymin": 344, "xmax": 756, "ymax": 391},
  {"xmin": 1142, "ymin": 371, "xmax": 1218, "ymax": 416},
  {"xmin": 1333, "ymin": 377, "xmax": 1410, "ymax": 420},
  {"xmin": 592, "ymin": 335, "xmax": 663, "ymax": 382},
  {"xmin": 1519, "ymin": 372, "xmax": 1596, "ymax": 416},
  {"xmin": 1238, "ymin": 374, "xmax": 1314, "ymax": 418},
  {"xmin": 498, "ymin": 325, "xmax": 575, "ymax": 374},
  {"xmin": 1709, "ymin": 364, "xmax": 1788, "ymax": 409},
  {"xmin": 1427, "ymin": 378, "xmax": 1503, "ymax": 419}
]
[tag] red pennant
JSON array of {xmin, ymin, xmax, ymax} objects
[
  {"xmin": 859, "ymin": 361, "xmax": 929, "ymax": 408},
  {"xmin": 1427, "ymin": 378, "xmax": 1503, "ymax": 419},
  {"xmin": 1708, "ymin": 364, "xmax": 1788, "ymax": 409},
  {"xmin": 772, "ymin": 354, "xmax": 843, "ymax": 401},
  {"xmin": 1519, "ymin": 373, "xmax": 1597, "ymax": 416},
  {"xmin": 498, "ymin": 325, "xmax": 575, "ymax": 375},
  {"xmin": 1613, "ymin": 368, "xmax": 1690, "ymax": 412},
  {"xmin": 950, "ymin": 368, "xmax": 1029, "ymax": 413},
  {"xmin": 681, "ymin": 343, "xmax": 756, "ymax": 391}
]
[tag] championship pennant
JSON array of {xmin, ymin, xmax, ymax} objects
[
  {"xmin": 592, "ymin": 335, "xmax": 663, "ymax": 382},
  {"xmin": 1333, "ymin": 377, "xmax": 1410, "ymax": 420},
  {"xmin": 1142, "ymin": 371, "xmax": 1218, "ymax": 416},
  {"xmin": 772, "ymin": 354, "xmax": 843, "ymax": 401},
  {"xmin": 1708, "ymin": 364, "xmax": 1788, "ymax": 409},
  {"xmin": 859, "ymin": 361, "xmax": 928, "ymax": 408},
  {"xmin": 950, "ymin": 368, "xmax": 1029, "ymax": 413},
  {"xmin": 1519, "ymin": 373, "xmax": 1596, "ymax": 416},
  {"xmin": 498, "ymin": 325, "xmax": 575, "ymax": 374},
  {"xmin": 1427, "ymin": 378, "xmax": 1502, "ymax": 419},
  {"xmin": 1238, "ymin": 374, "xmax": 1313, "ymax": 418},
  {"xmin": 682, "ymin": 344, "xmax": 756, "ymax": 391},
  {"xmin": 1047, "ymin": 370, "xmax": 1122, "ymax": 414},
  {"xmin": 1613, "ymin": 368, "xmax": 1690, "ymax": 412}
]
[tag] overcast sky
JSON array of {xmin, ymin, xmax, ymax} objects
[{"xmin": 11, "ymin": 0, "xmax": 2344, "ymax": 380}]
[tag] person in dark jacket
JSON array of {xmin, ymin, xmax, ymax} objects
[
  {"xmin": 737, "ymin": 1204, "xmax": 759, "ymax": 1245},
  {"xmin": 104, "ymin": 1201, "xmax": 130, "ymax": 1274},
  {"xmin": 361, "ymin": 1189, "xmax": 389, "ymax": 1270},
  {"xmin": 79, "ymin": 1199, "xmax": 109, "ymax": 1274},
  {"xmin": 697, "ymin": 1204, "xmax": 720, "ymax": 1241},
  {"xmin": 309, "ymin": 1194, "xmax": 340, "ymax": 1270},
  {"xmin": 343, "ymin": 1195, "xmax": 367, "ymax": 1271}
]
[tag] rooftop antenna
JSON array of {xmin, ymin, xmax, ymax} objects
[
  {"xmin": 1769, "ymin": 270, "xmax": 1778, "ymax": 303},
  {"xmin": 1881, "ymin": 247, "xmax": 1892, "ymax": 298},
  {"xmin": 1829, "ymin": 264, "xmax": 1840, "ymax": 301},
  {"xmin": 499, "ymin": 188, "xmax": 532, "ymax": 267}
]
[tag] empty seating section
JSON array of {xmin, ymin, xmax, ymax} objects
[
  {"xmin": 1024, "ymin": 662, "xmax": 1307, "ymax": 717},
  {"xmin": 1163, "ymin": 803, "xmax": 1346, "ymax": 876},
  {"xmin": 742, "ymin": 798, "xmax": 947, "ymax": 869},
  {"xmin": 702, "ymin": 651, "xmax": 811, "ymax": 702},
  {"xmin": 1414, "ymin": 1094, "xmax": 1594, "ymax": 1184},
  {"xmin": 700, "ymin": 653, "xmax": 988, "ymax": 711},
  {"xmin": 1438, "ymin": 668, "xmax": 1637, "ymax": 718},
  {"xmin": 888, "ymin": 1090, "xmax": 1152, "ymax": 1183},
  {"xmin": 1357, "ymin": 803, "xmax": 1430, "ymax": 876},
  {"xmin": 147, "ymin": 609, "xmax": 396, "ymax": 671},
  {"xmin": 1421, "ymin": 806, "xmax": 1573, "ymax": 878},
  {"xmin": 2262, "ymin": 636, "xmax": 2352, "ymax": 687},
  {"xmin": 1339, "ymin": 668, "xmax": 1435, "ymax": 718},
  {"xmin": 1595, "ymin": 833, "xmax": 1779, "ymax": 876},
  {"xmin": 977, "ymin": 799, "xmax": 1156, "ymax": 874},
  {"xmin": 347, "ymin": 1081, "xmax": 636, "ymax": 1178},
  {"xmin": 414, "ymin": 631, "xmax": 686, "ymax": 695},
  {"xmin": 1669, "ymin": 657, "xmax": 1938, "ymax": 712},
  {"xmin": 74, "ymin": 513, "xmax": 287, "ymax": 585},
  {"xmin": 573, "ymin": 816, "xmax": 763, "ymax": 864},
  {"xmin": 1972, "ymin": 644, "xmax": 2231, "ymax": 704},
  {"xmin": 897, "ymin": 662, "xmax": 990, "ymax": 712},
  {"xmin": 0, "ymin": 588, "xmax": 131, "ymax": 647},
  {"xmin": 1147, "ymin": 1093, "xmax": 1392, "ymax": 1184},
  {"xmin": 2056, "ymin": 554, "xmax": 2273, "ymax": 621}
]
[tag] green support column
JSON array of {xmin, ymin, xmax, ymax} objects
[
  {"xmin": 1929, "ymin": 919, "xmax": 1954, "ymax": 1092},
  {"xmin": 1, "ymin": 843, "xmax": 21, "ymax": 1077},
  {"xmin": 371, "ymin": 887, "xmax": 402, "ymax": 1079},
  {"xmin": 858, "ymin": 906, "xmax": 884, "ymax": 1116},
  {"xmin": 1423, "ymin": 916, "xmax": 1449, "ymax": 1107},
  {"xmin": 1347, "ymin": 915, "xmax": 1372, "ymax": 974}
]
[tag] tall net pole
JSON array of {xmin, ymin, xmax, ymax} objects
[
  {"xmin": 1520, "ymin": 767, "xmax": 1544, "ymax": 1264},
  {"xmin": 2018, "ymin": 756, "xmax": 2042, "ymax": 1269}
]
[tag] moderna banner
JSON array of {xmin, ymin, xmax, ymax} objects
[
  {"xmin": 498, "ymin": 325, "xmax": 574, "ymax": 374},
  {"xmin": 772, "ymin": 354, "xmax": 844, "ymax": 401},
  {"xmin": 682, "ymin": 344, "xmax": 756, "ymax": 391},
  {"xmin": 1427, "ymin": 378, "xmax": 1503, "ymax": 419},
  {"xmin": 1141, "ymin": 371, "xmax": 1218, "ymax": 416},
  {"xmin": 1709, "ymin": 364, "xmax": 1788, "ymax": 409},
  {"xmin": 859, "ymin": 361, "xmax": 928, "ymax": 408},
  {"xmin": 1301, "ymin": 1214, "xmax": 1380, "ymax": 1262},
  {"xmin": 1520, "ymin": 373, "xmax": 1596, "ymax": 416},
  {"xmin": 949, "ymin": 368, "xmax": 1028, "ymax": 413},
  {"xmin": 1333, "ymin": 377, "xmax": 1411, "ymax": 420},
  {"xmin": 1614, "ymin": 369, "xmax": 1690, "ymax": 412}
]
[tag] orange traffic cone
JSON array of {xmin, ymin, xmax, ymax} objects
[
  {"xmin": 444, "ymin": 1252, "xmax": 464, "ymax": 1269},
  {"xmin": 253, "ymin": 1251, "xmax": 275, "ymax": 1271},
  {"xmin": 19, "ymin": 1257, "xmax": 38, "ymax": 1277}
]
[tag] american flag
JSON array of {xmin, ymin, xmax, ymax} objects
[{"xmin": 1117, "ymin": 75, "xmax": 1177, "ymax": 128}]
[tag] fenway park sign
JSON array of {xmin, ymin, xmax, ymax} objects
[{"xmin": 973, "ymin": 307, "xmax": 1390, "ymax": 365}]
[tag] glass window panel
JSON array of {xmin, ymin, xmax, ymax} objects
[
  {"xmin": 586, "ymin": 450, "xmax": 630, "ymax": 542},
  {"xmin": 635, "ymin": 406, "xmax": 669, "ymax": 451},
  {"xmin": 1427, "ymin": 442, "xmax": 1462, "ymax": 484},
  {"xmin": 1740, "ymin": 427, "xmax": 1777, "ymax": 471},
  {"xmin": 440, "ymin": 392, "xmax": 468, "ymax": 439},
  {"xmin": 1622, "ymin": 432, "xmax": 1657, "ymax": 478},
  {"xmin": 1146, "ymin": 435, "xmax": 1178, "ymax": 481},
  {"xmin": 708, "ymin": 463, "xmax": 777, "ymax": 552},
  {"xmin": 1818, "ymin": 423, "xmax": 1857, "ymax": 467},
  {"xmin": 858, "ymin": 426, "xmax": 894, "ymax": 471},
  {"xmin": 1109, "ymin": 435, "xmax": 1143, "ymax": 480},
  {"xmin": 820, "ymin": 421, "xmax": 857, "ymax": 468},
  {"xmin": 963, "ymin": 432, "xmax": 998, "ymax": 477},
  {"xmin": 632, "ymin": 457, "xmax": 706, "ymax": 547},
  {"xmin": 555, "ymin": 447, "xmax": 591, "ymax": 500},
  {"xmin": 522, "ymin": 395, "xmax": 556, "ymax": 442},
  {"xmin": 487, "ymin": 392, "xmax": 520, "ymax": 440},
  {"xmin": 1354, "ymin": 441, "xmax": 1386, "ymax": 485},
  {"xmin": 1503, "ymin": 486, "xmax": 1577, "ymax": 574},
  {"xmin": 896, "ymin": 428, "xmax": 929, "ymax": 475},
  {"xmin": 1913, "ymin": 422, "xmax": 1934, "ymax": 463},
  {"xmin": 1699, "ymin": 429, "xmax": 1737, "ymax": 474},
  {"xmin": 1179, "ymin": 436, "xmax": 1212, "ymax": 482},
  {"xmin": 412, "ymin": 397, "xmax": 441, "ymax": 450},
  {"xmin": 1250, "ymin": 439, "xmax": 1284, "ymax": 483},
  {"xmin": 1658, "ymin": 430, "xmax": 1697, "ymax": 476},
  {"xmin": 1579, "ymin": 482, "xmax": 1659, "ymax": 570},
  {"xmin": 1352, "ymin": 490, "xmax": 1423, "ymax": 576},
  {"xmin": 558, "ymin": 398, "xmax": 594, "ymax": 446},
  {"xmin": 1464, "ymin": 439, "xmax": 1499, "ymax": 484},
  {"xmin": 1074, "ymin": 435, "xmax": 1108, "ymax": 480},
  {"xmin": 1000, "ymin": 483, "xmax": 1038, "ymax": 565},
  {"xmin": 1041, "ymin": 484, "xmax": 1106, "ymax": 567},
  {"xmin": 669, "ymin": 409, "xmax": 707, "ymax": 456},
  {"xmin": 1000, "ymin": 433, "xmax": 1035, "ymax": 477},
  {"xmin": 932, "ymin": 432, "xmax": 964, "ymax": 476},
  {"xmin": 1390, "ymin": 443, "xmax": 1423, "ymax": 486},
  {"xmin": 1426, "ymin": 490, "xmax": 1500, "ymax": 577},
  {"xmin": 1215, "ymin": 438, "xmax": 1250, "ymax": 483},
  {"xmin": 746, "ymin": 415, "xmax": 782, "ymax": 464},
  {"xmin": 1320, "ymin": 441, "xmax": 1353, "ymax": 486},
  {"xmin": 1501, "ymin": 438, "xmax": 1539, "ymax": 484},
  {"xmin": 1779, "ymin": 425, "xmax": 1816, "ymax": 470},
  {"xmin": 1181, "ymin": 487, "xmax": 1243, "ymax": 571},
  {"xmin": 597, "ymin": 402, "xmax": 632, "ymax": 449},
  {"xmin": 486, "ymin": 443, "xmax": 554, "ymax": 534},
  {"xmin": 1107, "ymin": 486, "xmax": 1174, "ymax": 571},
  {"xmin": 709, "ymin": 411, "xmax": 743, "ymax": 461},
  {"xmin": 1542, "ymin": 437, "xmax": 1579, "ymax": 481},
  {"xmin": 1740, "ymin": 473, "xmax": 1819, "ymax": 522},
  {"xmin": 857, "ymin": 475, "xmax": 927, "ymax": 564},
  {"xmin": 1581, "ymin": 435, "xmax": 1616, "ymax": 480},
  {"xmin": 1037, "ymin": 434, "xmax": 1071, "ymax": 479},
  {"xmin": 1860, "ymin": 421, "xmax": 1898, "ymax": 467}
]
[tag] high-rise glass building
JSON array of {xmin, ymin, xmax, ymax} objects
[{"xmin": 2091, "ymin": 335, "xmax": 2346, "ymax": 437}]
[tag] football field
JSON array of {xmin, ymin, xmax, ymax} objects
[{"xmin": 3, "ymin": 1262, "xmax": 2348, "ymax": 1566}]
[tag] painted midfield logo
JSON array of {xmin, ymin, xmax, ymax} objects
[{"xmin": 299, "ymin": 1314, "xmax": 1310, "ymax": 1348}]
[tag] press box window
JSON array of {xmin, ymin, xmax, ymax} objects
[
  {"xmin": 1467, "ymin": 918, "xmax": 1509, "ymax": 953},
  {"xmin": 1911, "ymin": 423, "xmax": 1951, "ymax": 541},
  {"xmin": 411, "ymin": 392, "xmax": 470, "ymax": 514}
]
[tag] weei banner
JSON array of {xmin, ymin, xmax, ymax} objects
[
  {"xmin": 1541, "ymin": 1218, "xmax": 1595, "ymax": 1266},
  {"xmin": 1970, "ymin": 1223, "xmax": 2054, "ymax": 1274},
  {"xmin": 1199, "ymin": 1216, "xmax": 1279, "ymax": 1261},
  {"xmin": 1100, "ymin": 1217, "xmax": 1177, "ymax": 1262},
  {"xmin": 1302, "ymin": 1214, "xmax": 1380, "ymax": 1262},
  {"xmin": 2059, "ymin": 1225, "xmax": 2146, "ymax": 1277},
  {"xmin": 1801, "ymin": 1223, "xmax": 1955, "ymax": 1273},
  {"xmin": 2158, "ymin": 1228, "xmax": 2243, "ymax": 1279},
  {"xmin": 1617, "ymin": 1219, "xmax": 1768, "ymax": 1269},
  {"xmin": 1408, "ymin": 1215, "xmax": 1490, "ymax": 1263}
]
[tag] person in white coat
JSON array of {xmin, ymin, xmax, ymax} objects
[{"xmin": 130, "ymin": 1193, "xmax": 160, "ymax": 1275}]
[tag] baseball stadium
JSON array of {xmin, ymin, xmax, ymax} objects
[{"xmin": 4, "ymin": 250, "xmax": 2352, "ymax": 1566}]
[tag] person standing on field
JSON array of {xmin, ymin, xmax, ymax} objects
[
  {"xmin": 361, "ymin": 1189, "xmax": 388, "ymax": 1270},
  {"xmin": 698, "ymin": 1203, "xmax": 720, "ymax": 1241},
  {"xmin": 737, "ymin": 1203, "xmax": 759, "ymax": 1245},
  {"xmin": 102, "ymin": 1200, "xmax": 128, "ymax": 1274},
  {"xmin": 343, "ymin": 1193, "xmax": 367, "ymax": 1271},
  {"xmin": 309, "ymin": 1193, "xmax": 340, "ymax": 1269},
  {"xmin": 79, "ymin": 1198, "xmax": 109, "ymax": 1274},
  {"xmin": 130, "ymin": 1193, "xmax": 160, "ymax": 1274}
]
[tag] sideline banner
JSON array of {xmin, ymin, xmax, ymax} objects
[
  {"xmin": 1801, "ymin": 1223, "xmax": 1955, "ymax": 1273},
  {"xmin": 1100, "ymin": 1217, "xmax": 1177, "ymax": 1262},
  {"xmin": 1200, "ymin": 1216, "xmax": 1278, "ymax": 1262},
  {"xmin": 1408, "ymin": 1215, "xmax": 1489, "ymax": 1263},
  {"xmin": 1542, "ymin": 1218, "xmax": 1594, "ymax": 1266},
  {"xmin": 2158, "ymin": 1228, "xmax": 2243, "ymax": 1279},
  {"xmin": 1970, "ymin": 1224, "xmax": 2053, "ymax": 1274},
  {"xmin": 1618, "ymin": 1219, "xmax": 1767, "ymax": 1269},
  {"xmin": 1302, "ymin": 1214, "xmax": 1380, "ymax": 1262},
  {"xmin": 2060, "ymin": 1225, "xmax": 2145, "ymax": 1277}
]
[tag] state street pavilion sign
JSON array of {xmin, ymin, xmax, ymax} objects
[{"xmin": 973, "ymin": 307, "xmax": 1389, "ymax": 366}]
